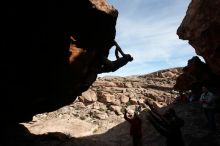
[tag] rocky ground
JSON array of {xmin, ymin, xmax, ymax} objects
[{"xmin": 20, "ymin": 67, "xmax": 220, "ymax": 146}]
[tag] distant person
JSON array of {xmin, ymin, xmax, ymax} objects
[
  {"xmin": 177, "ymin": 91, "xmax": 188, "ymax": 103},
  {"xmin": 124, "ymin": 109, "xmax": 142, "ymax": 146},
  {"xmin": 145, "ymin": 100, "xmax": 184, "ymax": 146},
  {"xmin": 199, "ymin": 86, "xmax": 217, "ymax": 132},
  {"xmin": 187, "ymin": 90, "xmax": 195, "ymax": 102}
]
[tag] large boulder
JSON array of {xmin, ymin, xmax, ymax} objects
[
  {"xmin": 2, "ymin": 0, "xmax": 118, "ymax": 124},
  {"xmin": 175, "ymin": 0, "xmax": 220, "ymax": 94},
  {"xmin": 177, "ymin": 0, "xmax": 220, "ymax": 75},
  {"xmin": 174, "ymin": 56, "xmax": 213, "ymax": 90}
]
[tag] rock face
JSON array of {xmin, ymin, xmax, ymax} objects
[
  {"xmin": 175, "ymin": 0, "xmax": 220, "ymax": 93},
  {"xmin": 2, "ymin": 0, "xmax": 117, "ymax": 124}
]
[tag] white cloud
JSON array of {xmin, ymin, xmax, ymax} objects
[{"xmin": 103, "ymin": 0, "xmax": 195, "ymax": 77}]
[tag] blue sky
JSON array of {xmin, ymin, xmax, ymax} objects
[{"xmin": 99, "ymin": 0, "xmax": 196, "ymax": 77}]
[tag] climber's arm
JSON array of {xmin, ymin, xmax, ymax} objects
[{"xmin": 115, "ymin": 47, "xmax": 120, "ymax": 59}]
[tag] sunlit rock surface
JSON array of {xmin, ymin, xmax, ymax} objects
[{"xmin": 22, "ymin": 68, "xmax": 182, "ymax": 146}]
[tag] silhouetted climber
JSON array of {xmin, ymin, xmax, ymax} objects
[
  {"xmin": 78, "ymin": 39, "xmax": 133, "ymax": 92},
  {"xmin": 145, "ymin": 100, "xmax": 184, "ymax": 146},
  {"xmin": 124, "ymin": 109, "xmax": 143, "ymax": 146},
  {"xmin": 199, "ymin": 86, "xmax": 217, "ymax": 132},
  {"xmin": 98, "ymin": 40, "xmax": 133, "ymax": 73}
]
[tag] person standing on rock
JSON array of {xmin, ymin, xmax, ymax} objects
[
  {"xmin": 199, "ymin": 86, "xmax": 217, "ymax": 132},
  {"xmin": 145, "ymin": 100, "xmax": 184, "ymax": 146},
  {"xmin": 124, "ymin": 109, "xmax": 143, "ymax": 146}
]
